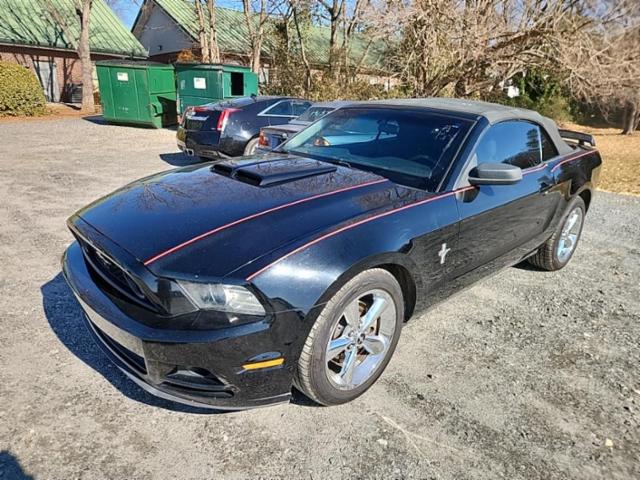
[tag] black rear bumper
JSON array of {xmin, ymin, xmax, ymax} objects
[
  {"xmin": 177, "ymin": 126, "xmax": 246, "ymax": 158},
  {"xmin": 62, "ymin": 241, "xmax": 294, "ymax": 410}
]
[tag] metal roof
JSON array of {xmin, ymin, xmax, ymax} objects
[
  {"xmin": 0, "ymin": 0, "xmax": 147, "ymax": 58},
  {"xmin": 148, "ymin": 0, "xmax": 387, "ymax": 71}
]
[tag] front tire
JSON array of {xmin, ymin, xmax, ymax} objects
[
  {"xmin": 294, "ymin": 268, "xmax": 404, "ymax": 406},
  {"xmin": 528, "ymin": 196, "xmax": 586, "ymax": 271}
]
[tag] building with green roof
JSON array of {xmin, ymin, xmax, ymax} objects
[
  {"xmin": 132, "ymin": 0, "xmax": 390, "ymax": 83},
  {"xmin": 0, "ymin": 0, "xmax": 147, "ymax": 102}
]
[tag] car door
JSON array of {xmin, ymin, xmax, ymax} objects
[{"xmin": 447, "ymin": 120, "xmax": 561, "ymax": 283}]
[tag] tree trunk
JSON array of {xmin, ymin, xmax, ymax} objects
[
  {"xmin": 77, "ymin": 0, "xmax": 94, "ymax": 114},
  {"xmin": 254, "ymin": 0, "xmax": 266, "ymax": 73},
  {"xmin": 293, "ymin": 4, "xmax": 312, "ymax": 92},
  {"xmin": 328, "ymin": 0, "xmax": 342, "ymax": 77},
  {"xmin": 207, "ymin": 0, "xmax": 220, "ymax": 62},
  {"xmin": 622, "ymin": 101, "xmax": 638, "ymax": 135},
  {"xmin": 195, "ymin": 0, "xmax": 210, "ymax": 62},
  {"xmin": 243, "ymin": 0, "xmax": 266, "ymax": 74}
]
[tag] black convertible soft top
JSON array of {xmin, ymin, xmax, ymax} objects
[{"xmin": 364, "ymin": 98, "xmax": 575, "ymax": 156}]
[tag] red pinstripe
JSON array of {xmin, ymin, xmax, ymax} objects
[
  {"xmin": 550, "ymin": 150, "xmax": 593, "ymax": 173},
  {"xmin": 143, "ymin": 178, "xmax": 389, "ymax": 265},
  {"xmin": 246, "ymin": 186, "xmax": 476, "ymax": 281},
  {"xmin": 522, "ymin": 163, "xmax": 547, "ymax": 175},
  {"xmin": 245, "ymin": 150, "xmax": 595, "ymax": 281}
]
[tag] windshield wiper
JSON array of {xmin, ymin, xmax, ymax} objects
[{"xmin": 331, "ymin": 159, "xmax": 353, "ymax": 169}]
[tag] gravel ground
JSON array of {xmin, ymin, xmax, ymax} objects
[{"xmin": 0, "ymin": 117, "xmax": 638, "ymax": 480}]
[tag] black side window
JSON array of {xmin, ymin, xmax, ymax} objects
[
  {"xmin": 264, "ymin": 101, "xmax": 292, "ymax": 116},
  {"xmin": 475, "ymin": 121, "xmax": 542, "ymax": 169},
  {"xmin": 292, "ymin": 101, "xmax": 312, "ymax": 117},
  {"xmin": 540, "ymin": 128, "xmax": 558, "ymax": 160}
]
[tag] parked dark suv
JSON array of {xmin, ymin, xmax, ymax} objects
[{"xmin": 177, "ymin": 96, "xmax": 311, "ymax": 158}]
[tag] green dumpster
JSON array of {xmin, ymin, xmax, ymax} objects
[
  {"xmin": 96, "ymin": 61, "xmax": 177, "ymax": 128},
  {"xmin": 175, "ymin": 63, "xmax": 258, "ymax": 115}
]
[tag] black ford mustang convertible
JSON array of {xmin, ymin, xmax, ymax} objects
[{"xmin": 63, "ymin": 99, "xmax": 601, "ymax": 409}]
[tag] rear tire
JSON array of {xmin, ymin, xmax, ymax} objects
[
  {"xmin": 243, "ymin": 137, "xmax": 259, "ymax": 156},
  {"xmin": 528, "ymin": 196, "xmax": 586, "ymax": 271},
  {"xmin": 294, "ymin": 268, "xmax": 404, "ymax": 406}
]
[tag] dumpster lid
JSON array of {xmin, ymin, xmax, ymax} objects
[
  {"xmin": 175, "ymin": 62, "xmax": 252, "ymax": 72},
  {"xmin": 96, "ymin": 60, "xmax": 173, "ymax": 69}
]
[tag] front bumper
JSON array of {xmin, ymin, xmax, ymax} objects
[{"xmin": 62, "ymin": 241, "xmax": 295, "ymax": 410}]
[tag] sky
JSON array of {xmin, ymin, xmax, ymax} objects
[{"xmin": 115, "ymin": 0, "xmax": 245, "ymax": 29}]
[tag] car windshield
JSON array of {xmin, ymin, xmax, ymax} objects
[
  {"xmin": 282, "ymin": 107, "xmax": 474, "ymax": 191},
  {"xmin": 294, "ymin": 106, "xmax": 336, "ymax": 123}
]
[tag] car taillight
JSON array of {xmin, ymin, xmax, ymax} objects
[
  {"xmin": 180, "ymin": 106, "xmax": 194, "ymax": 125},
  {"xmin": 216, "ymin": 108, "xmax": 239, "ymax": 131},
  {"xmin": 258, "ymin": 131, "xmax": 269, "ymax": 146}
]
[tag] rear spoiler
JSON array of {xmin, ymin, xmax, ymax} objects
[{"xmin": 559, "ymin": 129, "xmax": 596, "ymax": 147}]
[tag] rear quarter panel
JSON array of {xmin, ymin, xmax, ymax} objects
[
  {"xmin": 222, "ymin": 99, "xmax": 285, "ymax": 156},
  {"xmin": 548, "ymin": 147, "xmax": 602, "ymax": 230}
]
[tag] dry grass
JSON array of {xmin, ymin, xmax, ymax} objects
[{"xmin": 561, "ymin": 122, "xmax": 640, "ymax": 196}]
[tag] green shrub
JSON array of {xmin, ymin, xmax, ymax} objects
[
  {"xmin": 0, "ymin": 61, "xmax": 46, "ymax": 116},
  {"xmin": 306, "ymin": 72, "xmax": 392, "ymax": 102}
]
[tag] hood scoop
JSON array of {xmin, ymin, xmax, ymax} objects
[{"xmin": 213, "ymin": 157, "xmax": 337, "ymax": 187}]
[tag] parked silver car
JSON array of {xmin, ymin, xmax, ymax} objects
[{"xmin": 257, "ymin": 100, "xmax": 352, "ymax": 152}]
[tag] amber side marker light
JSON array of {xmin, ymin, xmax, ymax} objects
[{"xmin": 242, "ymin": 358, "xmax": 284, "ymax": 371}]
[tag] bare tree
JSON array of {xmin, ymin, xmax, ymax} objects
[
  {"xmin": 315, "ymin": 0, "xmax": 373, "ymax": 78},
  {"xmin": 339, "ymin": 0, "xmax": 370, "ymax": 74},
  {"xmin": 364, "ymin": 0, "xmax": 640, "ymax": 134},
  {"xmin": 555, "ymin": 0, "xmax": 640, "ymax": 134},
  {"xmin": 379, "ymin": 0, "xmax": 590, "ymax": 97},
  {"xmin": 291, "ymin": 0, "xmax": 312, "ymax": 90},
  {"xmin": 317, "ymin": 0, "xmax": 344, "ymax": 76},
  {"xmin": 194, "ymin": 0, "xmax": 221, "ymax": 62},
  {"xmin": 242, "ymin": 0, "xmax": 269, "ymax": 73},
  {"xmin": 45, "ymin": 0, "xmax": 95, "ymax": 113},
  {"xmin": 207, "ymin": 0, "xmax": 221, "ymax": 62}
]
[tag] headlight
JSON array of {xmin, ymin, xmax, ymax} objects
[{"xmin": 176, "ymin": 280, "xmax": 265, "ymax": 316}]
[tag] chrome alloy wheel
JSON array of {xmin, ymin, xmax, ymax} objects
[
  {"xmin": 325, "ymin": 289, "xmax": 397, "ymax": 390},
  {"xmin": 557, "ymin": 207, "xmax": 584, "ymax": 263}
]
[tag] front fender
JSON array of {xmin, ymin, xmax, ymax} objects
[
  {"xmin": 247, "ymin": 218, "xmax": 427, "ymax": 319},
  {"xmin": 249, "ymin": 240, "xmax": 422, "ymax": 363}
]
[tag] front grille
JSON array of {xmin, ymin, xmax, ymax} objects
[{"xmin": 79, "ymin": 240, "xmax": 158, "ymax": 312}]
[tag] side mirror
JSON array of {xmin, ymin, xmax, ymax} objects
[{"xmin": 468, "ymin": 162, "xmax": 522, "ymax": 186}]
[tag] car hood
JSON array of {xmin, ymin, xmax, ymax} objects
[{"xmin": 74, "ymin": 154, "xmax": 403, "ymax": 280}]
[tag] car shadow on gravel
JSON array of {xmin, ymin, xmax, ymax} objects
[
  {"xmin": 0, "ymin": 451, "xmax": 34, "ymax": 480},
  {"xmin": 512, "ymin": 261, "xmax": 546, "ymax": 272},
  {"xmin": 41, "ymin": 273, "xmax": 228, "ymax": 415},
  {"xmin": 159, "ymin": 152, "xmax": 204, "ymax": 167},
  {"xmin": 81, "ymin": 116, "xmax": 178, "ymax": 132},
  {"xmin": 81, "ymin": 115, "xmax": 109, "ymax": 126}
]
